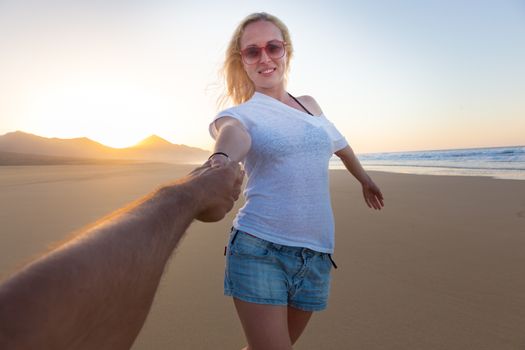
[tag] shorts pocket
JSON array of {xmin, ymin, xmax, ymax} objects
[
  {"xmin": 319, "ymin": 254, "xmax": 334, "ymax": 274},
  {"xmin": 230, "ymin": 232, "xmax": 270, "ymax": 257}
]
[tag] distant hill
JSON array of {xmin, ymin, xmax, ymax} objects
[{"xmin": 0, "ymin": 131, "xmax": 210, "ymax": 165}]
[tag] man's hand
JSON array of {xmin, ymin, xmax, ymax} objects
[
  {"xmin": 0, "ymin": 159, "xmax": 244, "ymax": 350},
  {"xmin": 188, "ymin": 160, "xmax": 244, "ymax": 222}
]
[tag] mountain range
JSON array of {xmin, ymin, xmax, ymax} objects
[{"xmin": 0, "ymin": 131, "xmax": 210, "ymax": 165}]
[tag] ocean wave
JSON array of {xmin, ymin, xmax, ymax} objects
[
  {"xmin": 357, "ymin": 163, "xmax": 525, "ymax": 172},
  {"xmin": 357, "ymin": 146, "xmax": 525, "ymax": 162},
  {"xmin": 330, "ymin": 145, "xmax": 525, "ymax": 180}
]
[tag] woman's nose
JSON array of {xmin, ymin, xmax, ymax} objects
[{"xmin": 259, "ymin": 48, "xmax": 272, "ymax": 63}]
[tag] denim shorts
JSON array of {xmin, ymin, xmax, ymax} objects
[{"xmin": 224, "ymin": 228, "xmax": 335, "ymax": 312}]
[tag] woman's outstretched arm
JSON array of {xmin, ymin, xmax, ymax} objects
[
  {"xmin": 335, "ymin": 145, "xmax": 384, "ymax": 210},
  {"xmin": 210, "ymin": 117, "xmax": 251, "ymax": 165}
]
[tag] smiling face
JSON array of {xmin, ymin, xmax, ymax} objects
[{"xmin": 240, "ymin": 20, "xmax": 288, "ymax": 93}]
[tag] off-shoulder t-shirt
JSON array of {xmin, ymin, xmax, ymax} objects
[{"xmin": 209, "ymin": 92, "xmax": 348, "ymax": 253}]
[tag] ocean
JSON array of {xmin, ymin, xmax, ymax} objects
[{"xmin": 329, "ymin": 145, "xmax": 525, "ymax": 180}]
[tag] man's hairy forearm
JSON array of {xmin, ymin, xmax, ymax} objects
[{"xmin": 0, "ymin": 179, "xmax": 198, "ymax": 350}]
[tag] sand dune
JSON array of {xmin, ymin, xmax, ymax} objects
[{"xmin": 1, "ymin": 165, "xmax": 524, "ymax": 349}]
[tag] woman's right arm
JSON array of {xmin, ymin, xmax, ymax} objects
[{"xmin": 210, "ymin": 116, "xmax": 251, "ymax": 165}]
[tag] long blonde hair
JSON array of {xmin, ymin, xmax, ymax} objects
[{"xmin": 218, "ymin": 12, "xmax": 294, "ymax": 107}]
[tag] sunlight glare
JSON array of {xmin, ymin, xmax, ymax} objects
[{"xmin": 24, "ymin": 79, "xmax": 172, "ymax": 148}]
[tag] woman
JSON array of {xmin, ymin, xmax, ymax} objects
[{"xmin": 209, "ymin": 12, "xmax": 384, "ymax": 349}]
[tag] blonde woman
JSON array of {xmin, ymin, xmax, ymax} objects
[{"xmin": 209, "ymin": 12, "xmax": 384, "ymax": 349}]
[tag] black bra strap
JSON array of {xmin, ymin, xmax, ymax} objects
[{"xmin": 287, "ymin": 93, "xmax": 314, "ymax": 116}]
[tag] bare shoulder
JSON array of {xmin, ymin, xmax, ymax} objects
[{"xmin": 297, "ymin": 95, "xmax": 323, "ymax": 116}]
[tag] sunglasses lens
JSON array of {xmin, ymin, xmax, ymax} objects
[
  {"xmin": 241, "ymin": 41, "xmax": 285, "ymax": 64},
  {"xmin": 267, "ymin": 42, "xmax": 284, "ymax": 58},
  {"xmin": 243, "ymin": 47, "xmax": 261, "ymax": 64}
]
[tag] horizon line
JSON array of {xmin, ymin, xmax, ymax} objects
[{"xmin": 1, "ymin": 130, "xmax": 523, "ymax": 155}]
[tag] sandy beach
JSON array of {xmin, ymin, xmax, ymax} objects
[{"xmin": 1, "ymin": 164, "xmax": 524, "ymax": 349}]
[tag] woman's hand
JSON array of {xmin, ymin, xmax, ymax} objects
[
  {"xmin": 361, "ymin": 178, "xmax": 384, "ymax": 210},
  {"xmin": 334, "ymin": 145, "xmax": 385, "ymax": 210}
]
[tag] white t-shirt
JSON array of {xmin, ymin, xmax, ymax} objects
[{"xmin": 209, "ymin": 92, "xmax": 348, "ymax": 253}]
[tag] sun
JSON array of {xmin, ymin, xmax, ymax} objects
[
  {"xmin": 23, "ymin": 78, "xmax": 173, "ymax": 149},
  {"xmin": 90, "ymin": 132, "xmax": 149, "ymax": 149}
]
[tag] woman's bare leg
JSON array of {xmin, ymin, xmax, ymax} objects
[
  {"xmin": 287, "ymin": 306, "xmax": 313, "ymax": 345},
  {"xmin": 233, "ymin": 298, "xmax": 315, "ymax": 349},
  {"xmin": 234, "ymin": 298, "xmax": 292, "ymax": 350}
]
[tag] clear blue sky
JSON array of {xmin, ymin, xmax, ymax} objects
[{"xmin": 1, "ymin": 0, "xmax": 524, "ymax": 152}]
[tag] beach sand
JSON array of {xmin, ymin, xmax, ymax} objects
[{"xmin": 1, "ymin": 164, "xmax": 524, "ymax": 349}]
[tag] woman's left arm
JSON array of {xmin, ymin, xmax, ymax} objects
[
  {"xmin": 297, "ymin": 94, "xmax": 384, "ymax": 210},
  {"xmin": 335, "ymin": 146, "xmax": 384, "ymax": 210}
]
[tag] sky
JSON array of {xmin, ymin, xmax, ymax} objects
[{"xmin": 0, "ymin": 0, "xmax": 524, "ymax": 153}]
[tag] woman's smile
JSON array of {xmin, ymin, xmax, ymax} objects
[{"xmin": 258, "ymin": 67, "xmax": 277, "ymax": 76}]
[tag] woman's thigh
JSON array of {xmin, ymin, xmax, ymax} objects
[
  {"xmin": 287, "ymin": 306, "xmax": 313, "ymax": 345},
  {"xmin": 233, "ymin": 298, "xmax": 292, "ymax": 350}
]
